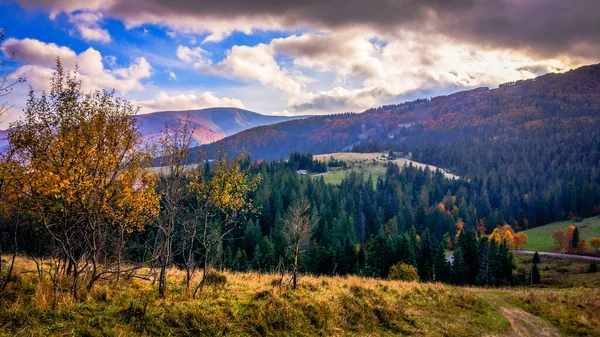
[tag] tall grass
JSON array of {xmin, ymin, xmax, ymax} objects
[{"xmin": 0, "ymin": 257, "xmax": 597, "ymax": 336}]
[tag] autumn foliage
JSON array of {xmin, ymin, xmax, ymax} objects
[
  {"xmin": 0, "ymin": 61, "xmax": 159, "ymax": 298},
  {"xmin": 552, "ymin": 226, "xmax": 588, "ymax": 254},
  {"xmin": 489, "ymin": 224, "xmax": 528, "ymax": 249}
]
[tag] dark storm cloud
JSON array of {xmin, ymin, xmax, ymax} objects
[{"xmin": 17, "ymin": 0, "xmax": 600, "ymax": 58}]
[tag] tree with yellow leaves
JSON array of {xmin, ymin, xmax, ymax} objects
[
  {"xmin": 489, "ymin": 223, "xmax": 528, "ymax": 249},
  {"xmin": 190, "ymin": 149, "xmax": 261, "ymax": 297},
  {"xmin": 2, "ymin": 61, "xmax": 159, "ymax": 299}
]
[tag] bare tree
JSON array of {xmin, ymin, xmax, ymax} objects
[
  {"xmin": 154, "ymin": 117, "xmax": 194, "ymax": 297},
  {"xmin": 282, "ymin": 199, "xmax": 317, "ymax": 289}
]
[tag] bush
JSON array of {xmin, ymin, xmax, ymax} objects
[
  {"xmin": 388, "ymin": 264, "xmax": 419, "ymax": 281},
  {"xmin": 557, "ymin": 266, "xmax": 570, "ymax": 273},
  {"xmin": 204, "ymin": 271, "xmax": 227, "ymax": 288},
  {"xmin": 588, "ymin": 261, "xmax": 598, "ymax": 273}
]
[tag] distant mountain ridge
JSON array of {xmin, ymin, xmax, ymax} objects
[
  {"xmin": 134, "ymin": 107, "xmax": 303, "ymax": 148},
  {"xmin": 0, "ymin": 107, "xmax": 303, "ymax": 150}
]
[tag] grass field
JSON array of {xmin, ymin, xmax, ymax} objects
[
  {"xmin": 312, "ymin": 152, "xmax": 458, "ymax": 185},
  {"xmin": 1, "ymin": 257, "xmax": 599, "ymax": 336},
  {"xmin": 522, "ymin": 216, "xmax": 600, "ymax": 253},
  {"xmin": 514, "ymin": 254, "xmax": 600, "ymax": 288}
]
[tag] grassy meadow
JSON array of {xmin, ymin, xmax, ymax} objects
[
  {"xmin": 522, "ymin": 216, "xmax": 600, "ymax": 253},
  {"xmin": 312, "ymin": 152, "xmax": 458, "ymax": 185},
  {"xmin": 514, "ymin": 254, "xmax": 600, "ymax": 288},
  {"xmin": 0, "ymin": 257, "xmax": 599, "ymax": 336}
]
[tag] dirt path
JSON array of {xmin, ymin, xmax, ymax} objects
[
  {"xmin": 514, "ymin": 250, "xmax": 600, "ymax": 262},
  {"xmin": 476, "ymin": 291, "xmax": 563, "ymax": 337},
  {"xmin": 499, "ymin": 307, "xmax": 562, "ymax": 337}
]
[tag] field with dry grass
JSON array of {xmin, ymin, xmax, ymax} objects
[{"xmin": 0, "ymin": 257, "xmax": 598, "ymax": 336}]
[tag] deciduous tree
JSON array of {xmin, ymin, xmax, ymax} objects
[{"xmin": 282, "ymin": 198, "xmax": 317, "ymax": 289}]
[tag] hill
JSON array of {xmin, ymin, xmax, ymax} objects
[
  {"xmin": 2, "ymin": 257, "xmax": 598, "ymax": 337},
  {"xmin": 134, "ymin": 107, "xmax": 303, "ymax": 148},
  {"xmin": 522, "ymin": 216, "xmax": 600, "ymax": 253}
]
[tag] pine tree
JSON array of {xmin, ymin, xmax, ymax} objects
[
  {"xmin": 571, "ymin": 227, "xmax": 580, "ymax": 250},
  {"xmin": 532, "ymin": 251, "xmax": 540, "ymax": 264},
  {"xmin": 531, "ymin": 263, "xmax": 541, "ymax": 285}
]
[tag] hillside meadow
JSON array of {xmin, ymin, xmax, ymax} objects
[
  {"xmin": 0, "ymin": 257, "xmax": 598, "ymax": 337},
  {"xmin": 311, "ymin": 152, "xmax": 458, "ymax": 185},
  {"xmin": 522, "ymin": 217, "xmax": 600, "ymax": 253}
]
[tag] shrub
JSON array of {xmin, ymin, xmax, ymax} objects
[
  {"xmin": 588, "ymin": 261, "xmax": 598, "ymax": 273},
  {"xmin": 557, "ymin": 266, "xmax": 569, "ymax": 273},
  {"xmin": 204, "ymin": 271, "xmax": 227, "ymax": 288},
  {"xmin": 388, "ymin": 264, "xmax": 419, "ymax": 281}
]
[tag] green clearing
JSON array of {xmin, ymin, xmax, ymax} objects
[
  {"xmin": 522, "ymin": 216, "xmax": 600, "ymax": 253},
  {"xmin": 311, "ymin": 152, "xmax": 457, "ymax": 185}
]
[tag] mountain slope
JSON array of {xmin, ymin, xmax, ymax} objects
[
  {"xmin": 200, "ymin": 64, "xmax": 600, "ymax": 160},
  {"xmin": 134, "ymin": 107, "xmax": 302, "ymax": 147}
]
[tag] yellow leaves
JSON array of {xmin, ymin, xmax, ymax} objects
[
  {"xmin": 489, "ymin": 223, "xmax": 527, "ymax": 249},
  {"xmin": 187, "ymin": 151, "xmax": 260, "ymax": 219},
  {"xmin": 3, "ymin": 77, "xmax": 159, "ymax": 234}
]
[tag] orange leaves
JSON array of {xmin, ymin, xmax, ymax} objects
[
  {"xmin": 513, "ymin": 232, "xmax": 528, "ymax": 250},
  {"xmin": 455, "ymin": 218, "xmax": 465, "ymax": 241},
  {"xmin": 591, "ymin": 238, "xmax": 600, "ymax": 254},
  {"xmin": 553, "ymin": 225, "xmax": 590, "ymax": 254}
]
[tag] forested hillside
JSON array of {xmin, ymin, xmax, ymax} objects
[{"xmin": 199, "ymin": 64, "xmax": 600, "ymax": 230}]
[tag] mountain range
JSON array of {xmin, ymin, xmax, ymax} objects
[{"xmin": 0, "ymin": 107, "xmax": 302, "ymax": 151}]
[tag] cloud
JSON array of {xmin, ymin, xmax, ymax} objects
[
  {"xmin": 68, "ymin": 11, "xmax": 111, "ymax": 43},
  {"xmin": 176, "ymin": 45, "xmax": 212, "ymax": 70},
  {"xmin": 169, "ymin": 71, "xmax": 177, "ymax": 80},
  {"xmin": 134, "ymin": 91, "xmax": 245, "ymax": 113},
  {"xmin": 210, "ymin": 43, "xmax": 305, "ymax": 94},
  {"xmin": 272, "ymin": 30, "xmax": 572, "ymax": 114},
  {"xmin": 15, "ymin": 0, "xmax": 600, "ymax": 59},
  {"xmin": 1, "ymin": 38, "xmax": 152, "ymax": 93}
]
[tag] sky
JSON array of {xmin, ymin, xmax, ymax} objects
[{"xmin": 1, "ymin": 0, "xmax": 599, "ymax": 124}]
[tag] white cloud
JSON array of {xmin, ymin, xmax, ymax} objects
[
  {"xmin": 134, "ymin": 91, "xmax": 245, "ymax": 113},
  {"xmin": 68, "ymin": 11, "xmax": 111, "ymax": 43},
  {"xmin": 211, "ymin": 43, "xmax": 305, "ymax": 94},
  {"xmin": 169, "ymin": 71, "xmax": 177, "ymax": 80},
  {"xmin": 265, "ymin": 30, "xmax": 573, "ymax": 114},
  {"xmin": 1, "ymin": 38, "xmax": 152, "ymax": 94},
  {"xmin": 176, "ymin": 45, "xmax": 212, "ymax": 70}
]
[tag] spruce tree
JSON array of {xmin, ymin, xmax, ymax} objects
[
  {"xmin": 531, "ymin": 263, "xmax": 541, "ymax": 285},
  {"xmin": 571, "ymin": 227, "xmax": 580, "ymax": 250}
]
